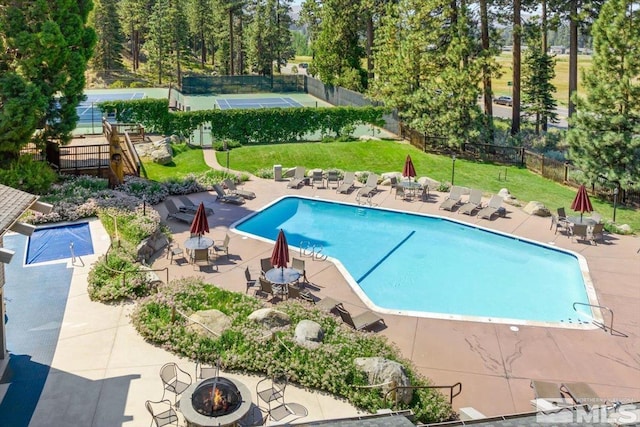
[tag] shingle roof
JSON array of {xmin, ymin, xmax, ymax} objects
[{"xmin": 0, "ymin": 184, "xmax": 38, "ymax": 237}]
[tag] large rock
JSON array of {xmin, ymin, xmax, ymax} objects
[
  {"xmin": 151, "ymin": 148, "xmax": 172, "ymax": 165},
  {"xmin": 248, "ymin": 308, "xmax": 291, "ymax": 329},
  {"xmin": 524, "ymin": 201, "xmax": 551, "ymax": 217},
  {"xmin": 294, "ymin": 320, "xmax": 324, "ymax": 349},
  {"xmin": 136, "ymin": 231, "xmax": 169, "ymax": 263},
  {"xmin": 498, "ymin": 188, "xmax": 520, "ymax": 206},
  {"xmin": 186, "ymin": 309, "xmax": 231, "ymax": 337},
  {"xmin": 354, "ymin": 357, "xmax": 413, "ymax": 404}
]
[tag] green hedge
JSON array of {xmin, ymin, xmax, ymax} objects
[{"xmin": 97, "ymin": 99, "xmax": 387, "ymax": 143}]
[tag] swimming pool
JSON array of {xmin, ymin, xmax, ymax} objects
[
  {"xmin": 26, "ymin": 222, "xmax": 94, "ymax": 264},
  {"xmin": 233, "ymin": 196, "xmax": 600, "ymax": 327}
]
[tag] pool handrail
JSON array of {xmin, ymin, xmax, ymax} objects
[{"xmin": 572, "ymin": 302, "xmax": 627, "ymax": 337}]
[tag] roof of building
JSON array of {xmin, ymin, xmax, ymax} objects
[{"xmin": 0, "ymin": 184, "xmax": 38, "ymax": 238}]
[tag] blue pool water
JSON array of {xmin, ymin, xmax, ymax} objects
[
  {"xmin": 26, "ymin": 222, "xmax": 94, "ymax": 264},
  {"xmin": 234, "ymin": 197, "xmax": 594, "ymax": 325}
]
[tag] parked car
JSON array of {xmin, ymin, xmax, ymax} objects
[
  {"xmin": 494, "ymin": 96, "xmax": 513, "ymax": 107},
  {"xmin": 298, "ymin": 62, "xmax": 309, "ymax": 69}
]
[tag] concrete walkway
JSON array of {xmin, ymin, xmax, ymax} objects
[{"xmin": 0, "ymin": 145, "xmax": 638, "ymax": 426}]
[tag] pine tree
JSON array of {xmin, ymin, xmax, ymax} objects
[
  {"xmin": 91, "ymin": 0, "xmax": 125, "ymax": 74},
  {"xmin": 521, "ymin": 23, "xmax": 558, "ymax": 134},
  {"xmin": 566, "ymin": 0, "xmax": 640, "ymax": 187}
]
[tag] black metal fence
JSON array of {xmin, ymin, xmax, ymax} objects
[{"xmin": 180, "ymin": 75, "xmax": 305, "ymax": 95}]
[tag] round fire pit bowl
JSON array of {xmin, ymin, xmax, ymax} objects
[{"xmin": 181, "ymin": 377, "xmax": 252, "ymax": 427}]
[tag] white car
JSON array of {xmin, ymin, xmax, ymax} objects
[{"xmin": 494, "ymin": 96, "xmax": 513, "ymax": 107}]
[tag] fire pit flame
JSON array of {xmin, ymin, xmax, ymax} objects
[{"xmin": 192, "ymin": 377, "xmax": 241, "ymax": 417}]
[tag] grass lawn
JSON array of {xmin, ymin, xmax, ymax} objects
[
  {"xmin": 215, "ymin": 140, "xmax": 639, "ymax": 231},
  {"xmin": 140, "ymin": 144, "xmax": 208, "ymax": 181}
]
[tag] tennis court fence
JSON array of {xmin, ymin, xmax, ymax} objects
[{"xmin": 180, "ymin": 75, "xmax": 305, "ymax": 94}]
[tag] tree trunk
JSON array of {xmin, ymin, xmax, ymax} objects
[
  {"xmin": 229, "ymin": 10, "xmax": 234, "ymax": 75},
  {"xmin": 511, "ymin": 0, "xmax": 521, "ymax": 135},
  {"xmin": 201, "ymin": 29, "xmax": 206, "ymax": 66},
  {"xmin": 366, "ymin": 13, "xmax": 374, "ymax": 81},
  {"xmin": 541, "ymin": 0, "xmax": 548, "ymax": 131},
  {"xmin": 568, "ymin": 0, "xmax": 578, "ymax": 119},
  {"xmin": 480, "ymin": 0, "xmax": 494, "ymax": 140}
]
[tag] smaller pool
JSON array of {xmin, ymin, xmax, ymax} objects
[{"xmin": 26, "ymin": 222, "xmax": 94, "ymax": 264}]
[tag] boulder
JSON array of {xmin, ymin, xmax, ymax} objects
[
  {"xmin": 381, "ymin": 172, "xmax": 402, "ymax": 184},
  {"xmin": 358, "ymin": 134, "xmax": 382, "ymax": 141},
  {"xmin": 248, "ymin": 308, "xmax": 291, "ymax": 329},
  {"xmin": 187, "ymin": 309, "xmax": 232, "ymax": 337},
  {"xmin": 151, "ymin": 148, "xmax": 172, "ymax": 165},
  {"xmin": 354, "ymin": 357, "xmax": 413, "ymax": 404},
  {"xmin": 418, "ymin": 177, "xmax": 440, "ymax": 190},
  {"xmin": 294, "ymin": 320, "xmax": 324, "ymax": 349},
  {"xmin": 498, "ymin": 188, "xmax": 520, "ymax": 206},
  {"xmin": 524, "ymin": 201, "xmax": 551, "ymax": 217}
]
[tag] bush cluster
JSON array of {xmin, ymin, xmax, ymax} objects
[
  {"xmin": 97, "ymin": 98, "xmax": 387, "ymax": 144},
  {"xmin": 131, "ymin": 278, "xmax": 456, "ymax": 424}
]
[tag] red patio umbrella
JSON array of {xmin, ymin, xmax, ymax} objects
[
  {"xmin": 402, "ymin": 155, "xmax": 417, "ymax": 181},
  {"xmin": 190, "ymin": 202, "xmax": 210, "ymax": 238},
  {"xmin": 571, "ymin": 184, "xmax": 594, "ymax": 221},
  {"xmin": 270, "ymin": 229, "xmax": 290, "ymax": 271}
]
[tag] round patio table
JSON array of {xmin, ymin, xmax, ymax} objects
[
  {"xmin": 184, "ymin": 236, "xmax": 214, "ymax": 250},
  {"xmin": 265, "ymin": 267, "xmax": 300, "ymax": 285},
  {"xmin": 567, "ymin": 216, "xmax": 597, "ymax": 226}
]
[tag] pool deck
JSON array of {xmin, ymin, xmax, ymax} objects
[{"xmin": 2, "ymin": 147, "xmax": 638, "ymax": 426}]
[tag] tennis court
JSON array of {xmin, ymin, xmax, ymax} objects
[
  {"xmin": 77, "ymin": 92, "xmax": 145, "ymax": 123},
  {"xmin": 216, "ymin": 96, "xmax": 303, "ymax": 110}
]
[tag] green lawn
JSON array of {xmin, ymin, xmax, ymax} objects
[
  {"xmin": 215, "ymin": 140, "xmax": 639, "ymax": 231},
  {"xmin": 140, "ymin": 144, "xmax": 210, "ymax": 181}
]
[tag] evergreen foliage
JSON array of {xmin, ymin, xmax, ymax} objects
[
  {"xmin": 90, "ymin": 0, "xmax": 125, "ymax": 73},
  {"xmin": 566, "ymin": 0, "xmax": 640, "ymax": 187}
]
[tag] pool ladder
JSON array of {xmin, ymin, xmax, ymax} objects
[
  {"xmin": 572, "ymin": 302, "xmax": 627, "ymax": 337},
  {"xmin": 299, "ymin": 241, "xmax": 327, "ymax": 261}
]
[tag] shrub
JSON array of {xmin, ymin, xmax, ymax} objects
[
  {"xmin": 87, "ymin": 247, "xmax": 156, "ymax": 301},
  {"xmin": 0, "ymin": 156, "xmax": 58, "ymax": 194},
  {"xmin": 131, "ymin": 278, "xmax": 456, "ymax": 423}
]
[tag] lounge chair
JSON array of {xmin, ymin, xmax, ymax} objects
[
  {"xmin": 213, "ymin": 184, "xmax": 245, "ymax": 205},
  {"xmin": 310, "ymin": 170, "xmax": 324, "ymax": 188},
  {"xmin": 477, "ymin": 195, "xmax": 503, "ymax": 220},
  {"xmin": 458, "ymin": 188, "xmax": 483, "ymax": 215},
  {"xmin": 569, "ymin": 224, "xmax": 589, "ymax": 243},
  {"xmin": 223, "ymin": 178, "xmax": 256, "ymax": 200},
  {"xmin": 334, "ymin": 303, "xmax": 385, "ymax": 331},
  {"xmin": 287, "ymin": 166, "xmax": 306, "ymax": 189},
  {"xmin": 337, "ymin": 171, "xmax": 356, "ymax": 194},
  {"xmin": 530, "ymin": 380, "xmax": 572, "ymax": 410},
  {"xmin": 165, "ymin": 199, "xmax": 196, "ymax": 223},
  {"xmin": 177, "ymin": 195, "xmax": 215, "ymax": 216},
  {"xmin": 326, "ymin": 170, "xmax": 340, "ymax": 189},
  {"xmin": 439, "ymin": 186, "xmax": 464, "ymax": 211},
  {"xmin": 560, "ymin": 382, "xmax": 607, "ymax": 408},
  {"xmin": 356, "ymin": 173, "xmax": 378, "ymax": 199}
]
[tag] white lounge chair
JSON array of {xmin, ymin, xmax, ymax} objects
[
  {"xmin": 356, "ymin": 173, "xmax": 378, "ymax": 199},
  {"xmin": 337, "ymin": 171, "xmax": 356, "ymax": 194},
  {"xmin": 287, "ymin": 166, "xmax": 307, "ymax": 189},
  {"xmin": 223, "ymin": 179, "xmax": 256, "ymax": 199},
  {"xmin": 458, "ymin": 189, "xmax": 483, "ymax": 215},
  {"xmin": 477, "ymin": 195, "xmax": 503, "ymax": 220},
  {"xmin": 439, "ymin": 186, "xmax": 464, "ymax": 211}
]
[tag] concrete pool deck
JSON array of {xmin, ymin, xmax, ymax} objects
[{"xmin": 1, "ymin": 147, "xmax": 638, "ymax": 426}]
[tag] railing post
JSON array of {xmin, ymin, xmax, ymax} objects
[
  {"xmin": 541, "ymin": 153, "xmax": 545, "ymax": 176},
  {"xmin": 564, "ymin": 161, "xmax": 569, "ymax": 183}
]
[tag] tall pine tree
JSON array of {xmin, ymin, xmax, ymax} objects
[
  {"xmin": 91, "ymin": 0, "xmax": 124, "ymax": 74},
  {"xmin": 566, "ymin": 0, "xmax": 640, "ymax": 188}
]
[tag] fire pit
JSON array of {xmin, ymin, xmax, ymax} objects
[{"xmin": 181, "ymin": 377, "xmax": 252, "ymax": 427}]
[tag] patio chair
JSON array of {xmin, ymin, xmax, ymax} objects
[
  {"xmin": 256, "ymin": 277, "xmax": 286, "ymax": 301},
  {"xmin": 213, "ymin": 184, "xmax": 245, "ymax": 205},
  {"xmin": 287, "ymin": 283, "xmax": 313, "ymax": 300},
  {"xmin": 395, "ymin": 184, "xmax": 408, "ymax": 200},
  {"xmin": 588, "ymin": 223, "xmax": 605, "ymax": 245},
  {"xmin": 166, "ymin": 242, "xmax": 186, "ymax": 265},
  {"xmin": 145, "ymin": 399, "xmax": 179, "ymax": 427},
  {"xmin": 195, "ymin": 360, "xmax": 219, "ymax": 380},
  {"xmin": 569, "ymin": 224, "xmax": 589, "ymax": 243},
  {"xmin": 192, "ymin": 248, "xmax": 215, "ymax": 271},
  {"xmin": 557, "ymin": 207, "xmax": 568, "ymax": 221},
  {"xmin": 356, "ymin": 173, "xmax": 378, "ymax": 199},
  {"xmin": 159, "ymin": 362, "xmax": 192, "ymax": 405},
  {"xmin": 223, "ymin": 178, "xmax": 256, "ymax": 199},
  {"xmin": 256, "ymin": 373, "xmax": 288, "ymax": 420},
  {"xmin": 334, "ymin": 303, "xmax": 385, "ymax": 331},
  {"xmin": 477, "ymin": 195, "xmax": 504, "ymax": 220},
  {"xmin": 337, "ymin": 171, "xmax": 356, "ymax": 194},
  {"xmin": 550, "ymin": 214, "xmax": 570, "ymax": 235},
  {"xmin": 389, "ymin": 176, "xmax": 398, "ymax": 190},
  {"xmin": 560, "ymin": 382, "xmax": 607, "ymax": 408},
  {"xmin": 311, "ymin": 170, "xmax": 324, "ymax": 188},
  {"xmin": 212, "ymin": 233, "xmax": 230, "ymax": 258},
  {"xmin": 177, "ymin": 195, "xmax": 214, "ymax": 216},
  {"xmin": 260, "ymin": 257, "xmax": 272, "ymax": 276},
  {"xmin": 291, "ymin": 257, "xmax": 309, "ymax": 285},
  {"xmin": 439, "ymin": 186, "xmax": 464, "ymax": 211},
  {"xmin": 245, "ymin": 266, "xmax": 258, "ymax": 293},
  {"xmin": 326, "ymin": 170, "xmax": 340, "ymax": 189},
  {"xmin": 287, "ymin": 166, "xmax": 306, "ymax": 189},
  {"xmin": 458, "ymin": 188, "xmax": 483, "ymax": 215}
]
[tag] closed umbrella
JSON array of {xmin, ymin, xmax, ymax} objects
[
  {"xmin": 402, "ymin": 155, "xmax": 417, "ymax": 181},
  {"xmin": 190, "ymin": 202, "xmax": 210, "ymax": 239},
  {"xmin": 270, "ymin": 229, "xmax": 289, "ymax": 270},
  {"xmin": 571, "ymin": 184, "xmax": 593, "ymax": 221}
]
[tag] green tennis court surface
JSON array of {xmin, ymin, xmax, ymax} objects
[{"xmin": 217, "ymin": 97, "xmax": 303, "ymax": 109}]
